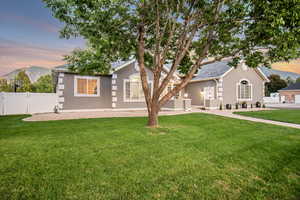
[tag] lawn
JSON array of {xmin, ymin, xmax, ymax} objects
[
  {"xmin": 235, "ymin": 109, "xmax": 300, "ymax": 125},
  {"xmin": 0, "ymin": 114, "xmax": 299, "ymax": 200}
]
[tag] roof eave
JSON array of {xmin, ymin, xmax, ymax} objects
[{"xmin": 189, "ymin": 76, "xmax": 221, "ymax": 83}]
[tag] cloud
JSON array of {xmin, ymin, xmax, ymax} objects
[
  {"xmin": 0, "ymin": 39, "xmax": 69, "ymax": 76},
  {"xmin": 272, "ymin": 59, "xmax": 300, "ymax": 74},
  {"xmin": 0, "ymin": 13, "xmax": 61, "ymax": 33}
]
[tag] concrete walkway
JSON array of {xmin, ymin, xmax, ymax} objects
[{"xmin": 24, "ymin": 108, "xmax": 300, "ymax": 129}]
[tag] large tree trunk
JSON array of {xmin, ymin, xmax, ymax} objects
[
  {"xmin": 147, "ymin": 100, "xmax": 160, "ymax": 127},
  {"xmin": 148, "ymin": 109, "xmax": 159, "ymax": 127}
]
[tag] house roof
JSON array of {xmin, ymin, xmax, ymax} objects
[
  {"xmin": 54, "ymin": 59, "xmax": 269, "ymax": 82},
  {"xmin": 53, "ymin": 59, "xmax": 181, "ymax": 79},
  {"xmin": 191, "ymin": 61, "xmax": 232, "ymax": 81},
  {"xmin": 53, "ymin": 59, "xmax": 136, "ymax": 74},
  {"xmin": 279, "ymin": 82, "xmax": 300, "ymax": 91},
  {"xmin": 191, "ymin": 61, "xmax": 269, "ymax": 82}
]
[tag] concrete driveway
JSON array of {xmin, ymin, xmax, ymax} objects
[{"xmin": 24, "ymin": 107, "xmax": 269, "ymax": 122}]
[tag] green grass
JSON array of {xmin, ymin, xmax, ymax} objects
[
  {"xmin": 235, "ymin": 109, "xmax": 300, "ymax": 125},
  {"xmin": 0, "ymin": 114, "xmax": 300, "ymax": 200}
]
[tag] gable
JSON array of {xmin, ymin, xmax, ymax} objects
[{"xmin": 222, "ymin": 65, "xmax": 266, "ymax": 85}]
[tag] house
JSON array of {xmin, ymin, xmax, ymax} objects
[
  {"xmin": 185, "ymin": 61, "xmax": 269, "ymax": 109},
  {"xmin": 54, "ymin": 59, "xmax": 184, "ymax": 111},
  {"xmin": 278, "ymin": 82, "xmax": 300, "ymax": 103},
  {"xmin": 53, "ymin": 59, "xmax": 269, "ymax": 111}
]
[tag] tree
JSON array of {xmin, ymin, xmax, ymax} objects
[
  {"xmin": 0, "ymin": 78, "xmax": 13, "ymax": 92},
  {"xmin": 296, "ymin": 77, "xmax": 300, "ymax": 83},
  {"xmin": 265, "ymin": 75, "xmax": 287, "ymax": 96},
  {"xmin": 44, "ymin": 0, "xmax": 300, "ymax": 127},
  {"xmin": 14, "ymin": 71, "xmax": 33, "ymax": 92},
  {"xmin": 33, "ymin": 75, "xmax": 54, "ymax": 93},
  {"xmin": 286, "ymin": 76, "xmax": 295, "ymax": 86}
]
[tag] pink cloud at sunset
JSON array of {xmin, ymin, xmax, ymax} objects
[{"xmin": 0, "ymin": 39, "xmax": 69, "ymax": 76}]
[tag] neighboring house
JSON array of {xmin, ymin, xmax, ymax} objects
[
  {"xmin": 53, "ymin": 59, "xmax": 269, "ymax": 111},
  {"xmin": 278, "ymin": 82, "xmax": 300, "ymax": 103}
]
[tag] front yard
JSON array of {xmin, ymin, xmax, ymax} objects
[
  {"xmin": 0, "ymin": 113, "xmax": 299, "ymax": 200},
  {"xmin": 235, "ymin": 109, "xmax": 300, "ymax": 125}
]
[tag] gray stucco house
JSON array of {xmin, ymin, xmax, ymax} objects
[{"xmin": 53, "ymin": 59, "xmax": 269, "ymax": 111}]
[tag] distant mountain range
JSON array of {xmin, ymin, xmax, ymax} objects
[
  {"xmin": 1, "ymin": 65, "xmax": 300, "ymax": 83},
  {"xmin": 259, "ymin": 66, "xmax": 300, "ymax": 81},
  {"xmin": 1, "ymin": 66, "xmax": 52, "ymax": 83}
]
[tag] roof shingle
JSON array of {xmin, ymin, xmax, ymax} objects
[{"xmin": 280, "ymin": 82, "xmax": 300, "ymax": 90}]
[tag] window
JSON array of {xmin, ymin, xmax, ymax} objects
[
  {"xmin": 124, "ymin": 74, "xmax": 152, "ymax": 102},
  {"xmin": 74, "ymin": 76, "xmax": 100, "ymax": 97},
  {"xmin": 204, "ymin": 87, "xmax": 215, "ymax": 100},
  {"xmin": 237, "ymin": 80, "xmax": 252, "ymax": 100}
]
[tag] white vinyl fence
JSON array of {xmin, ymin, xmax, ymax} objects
[
  {"xmin": 0, "ymin": 92, "xmax": 58, "ymax": 115},
  {"xmin": 263, "ymin": 96, "xmax": 280, "ymax": 104},
  {"xmin": 296, "ymin": 95, "xmax": 300, "ymax": 104}
]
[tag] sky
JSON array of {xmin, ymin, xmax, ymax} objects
[
  {"xmin": 0, "ymin": 0, "xmax": 299, "ymax": 76},
  {"xmin": 0, "ymin": 0, "xmax": 85, "ymax": 76}
]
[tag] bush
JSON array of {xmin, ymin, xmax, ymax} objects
[
  {"xmin": 235, "ymin": 103, "xmax": 239, "ymax": 109},
  {"xmin": 256, "ymin": 102, "xmax": 261, "ymax": 108},
  {"xmin": 226, "ymin": 104, "xmax": 232, "ymax": 110}
]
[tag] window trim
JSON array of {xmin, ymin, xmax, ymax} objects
[
  {"xmin": 123, "ymin": 74, "xmax": 153, "ymax": 102},
  {"xmin": 203, "ymin": 86, "xmax": 216, "ymax": 100},
  {"xmin": 236, "ymin": 79, "xmax": 252, "ymax": 101},
  {"xmin": 74, "ymin": 75, "xmax": 100, "ymax": 97}
]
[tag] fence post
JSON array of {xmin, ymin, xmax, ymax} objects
[
  {"xmin": 0, "ymin": 92, "xmax": 5, "ymax": 115},
  {"xmin": 26, "ymin": 92, "xmax": 30, "ymax": 114}
]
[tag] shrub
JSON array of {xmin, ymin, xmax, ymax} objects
[
  {"xmin": 242, "ymin": 102, "xmax": 247, "ymax": 109},
  {"xmin": 235, "ymin": 103, "xmax": 239, "ymax": 109},
  {"xmin": 226, "ymin": 104, "xmax": 232, "ymax": 110},
  {"xmin": 256, "ymin": 101, "xmax": 261, "ymax": 108}
]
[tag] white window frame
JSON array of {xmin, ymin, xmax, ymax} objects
[
  {"xmin": 204, "ymin": 86, "xmax": 215, "ymax": 100},
  {"xmin": 236, "ymin": 79, "xmax": 252, "ymax": 101},
  {"xmin": 123, "ymin": 74, "xmax": 153, "ymax": 102},
  {"xmin": 74, "ymin": 75, "xmax": 100, "ymax": 97}
]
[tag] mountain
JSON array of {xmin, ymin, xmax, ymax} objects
[
  {"xmin": 2, "ymin": 66, "xmax": 52, "ymax": 83},
  {"xmin": 259, "ymin": 67, "xmax": 300, "ymax": 81}
]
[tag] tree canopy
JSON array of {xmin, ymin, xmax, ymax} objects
[
  {"xmin": 265, "ymin": 74, "xmax": 287, "ymax": 96},
  {"xmin": 44, "ymin": 0, "xmax": 300, "ymax": 126},
  {"xmin": 0, "ymin": 78, "xmax": 13, "ymax": 92},
  {"xmin": 15, "ymin": 71, "xmax": 33, "ymax": 92},
  {"xmin": 33, "ymin": 75, "xmax": 54, "ymax": 93}
]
